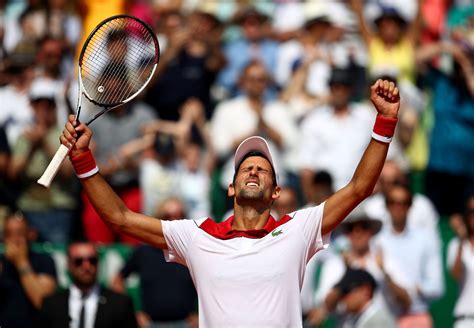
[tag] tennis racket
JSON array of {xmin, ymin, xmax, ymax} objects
[{"xmin": 38, "ymin": 14, "xmax": 159, "ymax": 188}]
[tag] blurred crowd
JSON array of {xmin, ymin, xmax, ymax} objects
[{"xmin": 0, "ymin": 0, "xmax": 473, "ymax": 327}]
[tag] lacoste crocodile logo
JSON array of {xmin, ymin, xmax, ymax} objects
[{"xmin": 271, "ymin": 229, "xmax": 283, "ymax": 237}]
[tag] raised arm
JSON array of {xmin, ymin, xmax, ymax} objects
[
  {"xmin": 350, "ymin": 0, "xmax": 373, "ymax": 45},
  {"xmin": 60, "ymin": 115, "xmax": 167, "ymax": 249},
  {"xmin": 322, "ymin": 80, "xmax": 400, "ymax": 235}
]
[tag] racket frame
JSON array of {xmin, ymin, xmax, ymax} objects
[{"xmin": 37, "ymin": 14, "xmax": 159, "ymax": 187}]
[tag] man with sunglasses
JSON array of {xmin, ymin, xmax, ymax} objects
[
  {"xmin": 40, "ymin": 241, "xmax": 137, "ymax": 328},
  {"xmin": 376, "ymin": 184, "xmax": 444, "ymax": 327}
]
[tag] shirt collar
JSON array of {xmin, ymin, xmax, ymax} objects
[
  {"xmin": 70, "ymin": 284, "xmax": 100, "ymax": 300},
  {"xmin": 199, "ymin": 214, "xmax": 292, "ymax": 240}
]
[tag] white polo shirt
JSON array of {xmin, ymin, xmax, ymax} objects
[{"xmin": 162, "ymin": 204, "xmax": 330, "ymax": 327}]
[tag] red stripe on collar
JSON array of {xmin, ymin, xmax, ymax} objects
[{"xmin": 199, "ymin": 214, "xmax": 293, "ymax": 240}]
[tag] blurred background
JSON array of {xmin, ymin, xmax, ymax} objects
[{"xmin": 0, "ymin": 0, "xmax": 473, "ymax": 327}]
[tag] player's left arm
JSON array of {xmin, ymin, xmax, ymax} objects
[{"xmin": 322, "ymin": 80, "xmax": 400, "ymax": 235}]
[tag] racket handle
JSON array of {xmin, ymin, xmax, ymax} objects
[{"xmin": 37, "ymin": 144, "xmax": 70, "ymax": 188}]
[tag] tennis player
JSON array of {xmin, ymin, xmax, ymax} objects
[{"xmin": 60, "ymin": 79, "xmax": 400, "ymax": 327}]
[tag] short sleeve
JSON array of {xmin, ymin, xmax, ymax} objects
[
  {"xmin": 162, "ymin": 219, "xmax": 201, "ymax": 266},
  {"xmin": 289, "ymin": 202, "xmax": 330, "ymax": 259}
]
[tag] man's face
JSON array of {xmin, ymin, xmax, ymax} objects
[
  {"xmin": 39, "ymin": 39, "xmax": 63, "ymax": 73},
  {"xmin": 242, "ymin": 16, "xmax": 263, "ymax": 42},
  {"xmin": 241, "ymin": 64, "xmax": 268, "ymax": 98},
  {"xmin": 386, "ymin": 187, "xmax": 411, "ymax": 228},
  {"xmin": 31, "ymin": 99, "xmax": 56, "ymax": 127},
  {"xmin": 329, "ymin": 83, "xmax": 352, "ymax": 108},
  {"xmin": 379, "ymin": 161, "xmax": 405, "ymax": 195},
  {"xmin": 68, "ymin": 243, "xmax": 98, "ymax": 289},
  {"xmin": 342, "ymin": 285, "xmax": 368, "ymax": 313},
  {"xmin": 4, "ymin": 218, "xmax": 28, "ymax": 244},
  {"xmin": 230, "ymin": 156, "xmax": 279, "ymax": 205},
  {"xmin": 347, "ymin": 222, "xmax": 372, "ymax": 252}
]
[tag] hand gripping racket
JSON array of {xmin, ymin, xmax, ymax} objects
[{"xmin": 38, "ymin": 15, "xmax": 159, "ymax": 187}]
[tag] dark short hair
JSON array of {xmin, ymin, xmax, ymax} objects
[
  {"xmin": 313, "ymin": 170, "xmax": 333, "ymax": 187},
  {"xmin": 335, "ymin": 268, "xmax": 377, "ymax": 296},
  {"xmin": 232, "ymin": 151, "xmax": 277, "ymax": 186}
]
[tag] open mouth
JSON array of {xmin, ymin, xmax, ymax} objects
[{"xmin": 246, "ymin": 181, "xmax": 259, "ymax": 187}]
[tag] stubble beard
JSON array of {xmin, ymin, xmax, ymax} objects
[{"xmin": 238, "ymin": 188, "xmax": 265, "ymax": 201}]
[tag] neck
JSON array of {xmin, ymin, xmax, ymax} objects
[
  {"xmin": 248, "ymin": 96, "xmax": 263, "ymax": 108},
  {"xmin": 232, "ymin": 206, "xmax": 271, "ymax": 230},
  {"xmin": 353, "ymin": 246, "xmax": 370, "ymax": 257},
  {"xmin": 333, "ymin": 104, "xmax": 349, "ymax": 116},
  {"xmin": 392, "ymin": 221, "xmax": 406, "ymax": 234}
]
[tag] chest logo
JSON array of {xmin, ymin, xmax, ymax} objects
[{"xmin": 271, "ymin": 229, "xmax": 283, "ymax": 237}]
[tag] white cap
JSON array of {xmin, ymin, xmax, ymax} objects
[
  {"xmin": 29, "ymin": 78, "xmax": 56, "ymax": 101},
  {"xmin": 234, "ymin": 136, "xmax": 278, "ymax": 184}
]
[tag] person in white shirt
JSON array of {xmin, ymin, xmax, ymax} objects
[
  {"xmin": 447, "ymin": 198, "xmax": 474, "ymax": 328},
  {"xmin": 364, "ymin": 160, "xmax": 439, "ymax": 239},
  {"xmin": 298, "ymin": 67, "xmax": 374, "ymax": 200},
  {"xmin": 376, "ymin": 184, "xmax": 444, "ymax": 328},
  {"xmin": 59, "ymin": 79, "xmax": 400, "ymax": 327},
  {"xmin": 313, "ymin": 206, "xmax": 410, "ymax": 326}
]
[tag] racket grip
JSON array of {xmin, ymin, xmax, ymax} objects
[{"xmin": 37, "ymin": 144, "xmax": 70, "ymax": 188}]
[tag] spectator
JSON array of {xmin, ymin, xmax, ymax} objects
[
  {"xmin": 40, "ymin": 241, "xmax": 137, "ymax": 328},
  {"xmin": 298, "ymin": 67, "xmax": 373, "ymax": 200},
  {"xmin": 215, "ymin": 6, "xmax": 278, "ymax": 99},
  {"xmin": 8, "ymin": 78, "xmax": 78, "ymax": 244},
  {"xmin": 313, "ymin": 207, "xmax": 410, "ymax": 326},
  {"xmin": 0, "ymin": 52, "xmax": 35, "ymax": 147},
  {"xmin": 139, "ymin": 98, "xmax": 215, "ymax": 219},
  {"xmin": 139, "ymin": 127, "xmax": 182, "ymax": 217},
  {"xmin": 112, "ymin": 197, "xmax": 198, "ymax": 328},
  {"xmin": 350, "ymin": 0, "xmax": 423, "ymax": 85},
  {"xmin": 447, "ymin": 196, "xmax": 474, "ymax": 328},
  {"xmin": 211, "ymin": 60, "xmax": 299, "ymax": 195},
  {"xmin": 364, "ymin": 160, "xmax": 440, "ymax": 239},
  {"xmin": 145, "ymin": 10, "xmax": 224, "ymax": 120},
  {"xmin": 0, "ymin": 211, "xmax": 57, "ymax": 328},
  {"xmin": 376, "ymin": 184, "xmax": 444, "ymax": 327},
  {"xmin": 332, "ymin": 269, "xmax": 396, "ymax": 328},
  {"xmin": 307, "ymin": 170, "xmax": 334, "ymax": 207},
  {"xmin": 176, "ymin": 99, "xmax": 216, "ymax": 219},
  {"xmin": 416, "ymin": 29, "xmax": 474, "ymax": 216},
  {"xmin": 275, "ymin": 12, "xmax": 331, "ymax": 94},
  {"xmin": 32, "ymin": 35, "xmax": 77, "ymax": 137}
]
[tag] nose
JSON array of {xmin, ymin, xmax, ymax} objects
[{"xmin": 249, "ymin": 166, "xmax": 258, "ymax": 176}]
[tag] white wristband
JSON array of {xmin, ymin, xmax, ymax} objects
[
  {"xmin": 76, "ymin": 166, "xmax": 99, "ymax": 179},
  {"xmin": 372, "ymin": 131, "xmax": 392, "ymax": 143}
]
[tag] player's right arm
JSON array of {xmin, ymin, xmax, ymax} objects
[{"xmin": 61, "ymin": 115, "xmax": 167, "ymax": 249}]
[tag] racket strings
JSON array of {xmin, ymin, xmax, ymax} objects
[{"xmin": 80, "ymin": 17, "xmax": 157, "ymax": 106}]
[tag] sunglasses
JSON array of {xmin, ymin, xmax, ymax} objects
[{"xmin": 72, "ymin": 256, "xmax": 98, "ymax": 267}]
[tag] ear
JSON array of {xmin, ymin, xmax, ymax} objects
[
  {"xmin": 228, "ymin": 183, "xmax": 235, "ymax": 198},
  {"xmin": 272, "ymin": 186, "xmax": 281, "ymax": 201}
]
